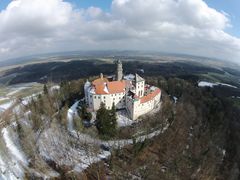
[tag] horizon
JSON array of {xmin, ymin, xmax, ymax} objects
[
  {"xmin": 0, "ymin": 49, "xmax": 232, "ymax": 66},
  {"xmin": 0, "ymin": 0, "xmax": 240, "ymax": 63}
]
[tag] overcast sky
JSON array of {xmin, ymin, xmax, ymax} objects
[{"xmin": 0, "ymin": 0, "xmax": 240, "ymax": 63}]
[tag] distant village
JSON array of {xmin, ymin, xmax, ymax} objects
[{"xmin": 84, "ymin": 60, "xmax": 161, "ymax": 120}]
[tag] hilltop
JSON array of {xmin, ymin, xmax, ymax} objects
[{"xmin": 0, "ymin": 56, "xmax": 239, "ymax": 179}]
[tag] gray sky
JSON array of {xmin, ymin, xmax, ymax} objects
[{"xmin": 0, "ymin": 0, "xmax": 240, "ymax": 63}]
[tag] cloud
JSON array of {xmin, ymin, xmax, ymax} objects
[{"xmin": 0, "ymin": 0, "xmax": 240, "ymax": 63}]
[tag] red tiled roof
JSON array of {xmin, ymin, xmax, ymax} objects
[
  {"xmin": 92, "ymin": 78, "xmax": 109, "ymax": 86},
  {"xmin": 94, "ymin": 80, "xmax": 126, "ymax": 95},
  {"xmin": 140, "ymin": 88, "xmax": 161, "ymax": 104}
]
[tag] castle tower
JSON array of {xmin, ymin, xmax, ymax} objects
[
  {"xmin": 116, "ymin": 60, "xmax": 123, "ymax": 81},
  {"xmin": 135, "ymin": 74, "xmax": 145, "ymax": 97}
]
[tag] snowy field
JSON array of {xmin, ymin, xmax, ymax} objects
[
  {"xmin": 198, "ymin": 81, "xmax": 238, "ymax": 88},
  {"xmin": 0, "ymin": 83, "xmax": 57, "ymax": 113}
]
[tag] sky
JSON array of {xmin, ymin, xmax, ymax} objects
[{"xmin": 0, "ymin": 0, "xmax": 240, "ymax": 63}]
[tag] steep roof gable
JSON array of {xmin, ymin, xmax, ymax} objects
[{"xmin": 135, "ymin": 74, "xmax": 144, "ymax": 82}]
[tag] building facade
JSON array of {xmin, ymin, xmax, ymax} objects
[{"xmin": 84, "ymin": 60, "xmax": 161, "ymax": 120}]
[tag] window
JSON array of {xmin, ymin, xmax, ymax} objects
[
  {"xmin": 98, "ymin": 96, "xmax": 100, "ymax": 99},
  {"xmin": 94, "ymin": 96, "xmax": 96, "ymax": 99},
  {"xmin": 104, "ymin": 96, "xmax": 106, "ymax": 99}
]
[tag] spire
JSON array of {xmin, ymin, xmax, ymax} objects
[{"xmin": 100, "ymin": 73, "xmax": 103, "ymax": 79}]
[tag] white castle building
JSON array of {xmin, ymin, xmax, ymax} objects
[{"xmin": 84, "ymin": 60, "xmax": 161, "ymax": 120}]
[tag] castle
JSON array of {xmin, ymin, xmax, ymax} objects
[{"xmin": 84, "ymin": 60, "xmax": 161, "ymax": 120}]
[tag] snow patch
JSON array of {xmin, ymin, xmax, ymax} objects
[
  {"xmin": 65, "ymin": 99, "xmax": 169, "ymax": 172},
  {"xmin": 21, "ymin": 92, "xmax": 41, "ymax": 106},
  {"xmin": 73, "ymin": 150, "xmax": 111, "ymax": 172},
  {"xmin": 0, "ymin": 101, "xmax": 14, "ymax": 110},
  {"xmin": 2, "ymin": 128, "xmax": 27, "ymax": 165},
  {"xmin": 0, "ymin": 127, "xmax": 28, "ymax": 180},
  {"xmin": 103, "ymin": 83, "xmax": 109, "ymax": 94},
  {"xmin": 198, "ymin": 81, "xmax": 215, "ymax": 87},
  {"xmin": 198, "ymin": 81, "xmax": 238, "ymax": 88},
  {"xmin": 117, "ymin": 110, "xmax": 133, "ymax": 127},
  {"xmin": 173, "ymin": 96, "xmax": 178, "ymax": 104},
  {"xmin": 38, "ymin": 126, "xmax": 110, "ymax": 174},
  {"xmin": 67, "ymin": 101, "xmax": 80, "ymax": 131},
  {"xmin": 0, "ymin": 97, "xmax": 10, "ymax": 101},
  {"xmin": 50, "ymin": 85, "xmax": 60, "ymax": 91}
]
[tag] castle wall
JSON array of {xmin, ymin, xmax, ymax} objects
[
  {"xmin": 132, "ymin": 91, "xmax": 161, "ymax": 120},
  {"xmin": 135, "ymin": 80, "xmax": 145, "ymax": 98},
  {"xmin": 126, "ymin": 95, "xmax": 134, "ymax": 119},
  {"xmin": 88, "ymin": 86, "xmax": 161, "ymax": 120},
  {"xmin": 92, "ymin": 92, "xmax": 126, "ymax": 111}
]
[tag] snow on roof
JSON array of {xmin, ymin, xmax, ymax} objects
[
  {"xmin": 103, "ymin": 83, "xmax": 109, "ymax": 94},
  {"xmin": 150, "ymin": 86, "xmax": 157, "ymax": 91}
]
